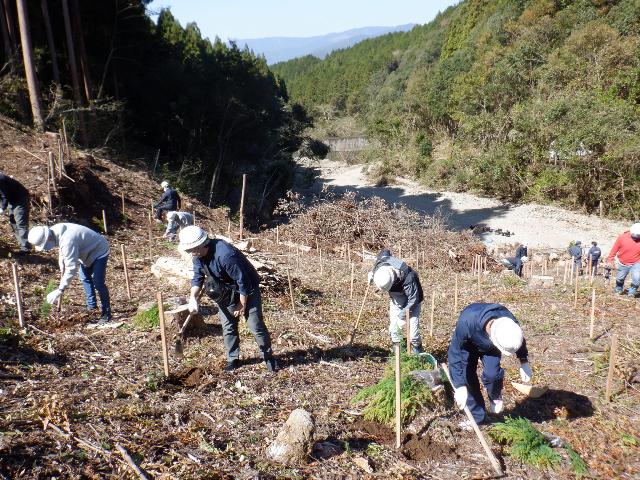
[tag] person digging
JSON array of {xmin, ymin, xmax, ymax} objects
[
  {"xmin": 368, "ymin": 248, "xmax": 424, "ymax": 354},
  {"xmin": 179, "ymin": 226, "xmax": 276, "ymax": 372},
  {"xmin": 163, "ymin": 211, "xmax": 194, "ymax": 241},
  {"xmin": 447, "ymin": 303, "xmax": 532, "ymax": 429},
  {"xmin": 28, "ymin": 223, "xmax": 112, "ymax": 323},
  {"xmin": 607, "ymin": 222, "xmax": 640, "ymax": 297}
]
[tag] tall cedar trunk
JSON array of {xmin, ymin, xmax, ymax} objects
[
  {"xmin": 61, "ymin": 0, "xmax": 87, "ymax": 144},
  {"xmin": 70, "ymin": 0, "xmax": 91, "ymax": 101},
  {"xmin": 15, "ymin": 0, "xmax": 43, "ymax": 129},
  {"xmin": 40, "ymin": 0, "xmax": 61, "ymax": 88}
]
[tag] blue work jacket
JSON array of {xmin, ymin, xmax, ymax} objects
[
  {"xmin": 447, "ymin": 303, "xmax": 528, "ymax": 388},
  {"xmin": 191, "ymin": 239, "xmax": 260, "ymax": 297}
]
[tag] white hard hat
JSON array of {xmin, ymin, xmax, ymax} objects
[
  {"xmin": 161, "ymin": 180, "xmax": 169, "ymax": 189},
  {"xmin": 167, "ymin": 211, "xmax": 177, "ymax": 221},
  {"xmin": 489, "ymin": 317, "xmax": 523, "ymax": 356},
  {"xmin": 28, "ymin": 226, "xmax": 52, "ymax": 251},
  {"xmin": 631, "ymin": 223, "xmax": 640, "ymax": 238},
  {"xmin": 373, "ymin": 266, "xmax": 395, "ymax": 291},
  {"xmin": 178, "ymin": 225, "xmax": 208, "ymax": 251}
]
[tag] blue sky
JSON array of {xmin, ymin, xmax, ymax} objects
[{"xmin": 146, "ymin": 0, "xmax": 460, "ymax": 40}]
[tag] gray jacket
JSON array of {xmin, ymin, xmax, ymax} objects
[{"xmin": 51, "ymin": 223, "xmax": 110, "ymax": 290}]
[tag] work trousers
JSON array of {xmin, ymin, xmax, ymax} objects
[
  {"xmin": 464, "ymin": 351, "xmax": 504, "ymax": 423},
  {"xmin": 78, "ymin": 254, "xmax": 111, "ymax": 318},
  {"xmin": 155, "ymin": 204, "xmax": 173, "ymax": 220},
  {"xmin": 7, "ymin": 194, "xmax": 29, "ymax": 251},
  {"xmin": 218, "ymin": 290, "xmax": 273, "ymax": 363},
  {"xmin": 615, "ymin": 259, "xmax": 640, "ymax": 294},
  {"xmin": 389, "ymin": 300, "xmax": 422, "ymax": 346}
]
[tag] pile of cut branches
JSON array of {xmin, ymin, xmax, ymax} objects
[{"xmin": 277, "ymin": 191, "xmax": 484, "ymax": 270}]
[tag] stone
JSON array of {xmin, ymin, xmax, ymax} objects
[
  {"xmin": 353, "ymin": 456, "xmax": 373, "ymax": 473},
  {"xmin": 151, "ymin": 256, "xmax": 192, "ymax": 288},
  {"xmin": 266, "ymin": 409, "xmax": 315, "ymax": 465},
  {"xmin": 529, "ymin": 275, "xmax": 555, "ymax": 288}
]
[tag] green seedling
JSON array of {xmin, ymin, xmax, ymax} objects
[
  {"xmin": 40, "ymin": 280, "xmax": 58, "ymax": 317},
  {"xmin": 132, "ymin": 304, "xmax": 169, "ymax": 330},
  {"xmin": 489, "ymin": 416, "xmax": 561, "ymax": 469}
]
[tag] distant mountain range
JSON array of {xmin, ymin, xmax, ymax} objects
[{"xmin": 234, "ymin": 24, "xmax": 415, "ymax": 64}]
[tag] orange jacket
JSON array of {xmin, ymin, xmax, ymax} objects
[{"xmin": 607, "ymin": 231, "xmax": 640, "ymax": 265}]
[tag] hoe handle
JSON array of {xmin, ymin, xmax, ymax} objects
[
  {"xmin": 442, "ymin": 364, "xmax": 503, "ymax": 476},
  {"xmin": 347, "ymin": 283, "xmax": 371, "ymax": 346}
]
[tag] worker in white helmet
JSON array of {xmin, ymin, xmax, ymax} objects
[
  {"xmin": 607, "ymin": 223, "xmax": 640, "ymax": 297},
  {"xmin": 178, "ymin": 226, "xmax": 276, "ymax": 372},
  {"xmin": 153, "ymin": 180, "xmax": 180, "ymax": 222},
  {"xmin": 368, "ymin": 249, "xmax": 424, "ymax": 354},
  {"xmin": 448, "ymin": 303, "xmax": 532, "ymax": 427},
  {"xmin": 28, "ymin": 223, "xmax": 111, "ymax": 323},
  {"xmin": 163, "ymin": 211, "xmax": 194, "ymax": 241}
]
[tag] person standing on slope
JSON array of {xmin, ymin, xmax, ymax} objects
[
  {"xmin": 368, "ymin": 248, "xmax": 424, "ymax": 354},
  {"xmin": 607, "ymin": 223, "xmax": 640, "ymax": 297},
  {"xmin": 0, "ymin": 172, "xmax": 30, "ymax": 254}
]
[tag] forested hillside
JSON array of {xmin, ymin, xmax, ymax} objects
[
  {"xmin": 272, "ymin": 0, "xmax": 640, "ymax": 218},
  {"xmin": 0, "ymin": 0, "xmax": 308, "ymax": 220}
]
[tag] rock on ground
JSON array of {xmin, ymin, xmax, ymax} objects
[{"xmin": 266, "ymin": 408, "xmax": 315, "ymax": 465}]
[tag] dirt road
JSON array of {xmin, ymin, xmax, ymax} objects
[{"xmin": 309, "ymin": 158, "xmax": 631, "ymax": 252}]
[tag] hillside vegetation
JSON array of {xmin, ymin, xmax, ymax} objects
[
  {"xmin": 272, "ymin": 0, "xmax": 640, "ymax": 218},
  {"xmin": 0, "ymin": 1, "xmax": 308, "ymax": 221}
]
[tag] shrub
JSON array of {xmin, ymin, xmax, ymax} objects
[{"xmin": 132, "ymin": 304, "xmax": 169, "ymax": 330}]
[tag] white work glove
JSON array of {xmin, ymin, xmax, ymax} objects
[
  {"xmin": 454, "ymin": 386, "xmax": 468, "ymax": 410},
  {"xmin": 490, "ymin": 398, "xmax": 504, "ymax": 414},
  {"xmin": 0, "ymin": 207, "xmax": 4, "ymax": 215},
  {"xmin": 46, "ymin": 288, "xmax": 62, "ymax": 305},
  {"xmin": 188, "ymin": 296, "xmax": 199, "ymax": 314},
  {"xmin": 520, "ymin": 362, "xmax": 533, "ymax": 383},
  {"xmin": 367, "ymin": 271, "xmax": 374, "ymax": 285}
]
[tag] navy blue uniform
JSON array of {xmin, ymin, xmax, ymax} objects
[
  {"xmin": 588, "ymin": 245, "xmax": 601, "ymax": 275},
  {"xmin": 514, "ymin": 245, "xmax": 527, "ymax": 277},
  {"xmin": 448, "ymin": 303, "xmax": 528, "ymax": 422},
  {"xmin": 191, "ymin": 239, "xmax": 272, "ymax": 363},
  {"xmin": 0, "ymin": 173, "xmax": 30, "ymax": 251},
  {"xmin": 154, "ymin": 188, "xmax": 180, "ymax": 220}
]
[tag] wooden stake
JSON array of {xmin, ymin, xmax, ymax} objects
[
  {"xmin": 350, "ymin": 262, "xmax": 355, "ymax": 300},
  {"xmin": 563, "ymin": 262, "xmax": 568, "ymax": 285},
  {"xmin": 48, "ymin": 151, "xmax": 57, "ymax": 195},
  {"xmin": 239, "ymin": 173, "xmax": 246, "ymax": 240},
  {"xmin": 394, "ymin": 342, "xmax": 402, "ymax": 449},
  {"xmin": 102, "ymin": 209, "xmax": 108, "ymax": 235},
  {"xmin": 319, "ymin": 249, "xmax": 323, "ymax": 275},
  {"xmin": 46, "ymin": 157, "xmax": 53, "ymax": 213},
  {"xmin": 348, "ymin": 283, "xmax": 370, "ymax": 345},
  {"xmin": 589, "ymin": 288, "xmax": 596, "ymax": 339},
  {"xmin": 442, "ymin": 364, "xmax": 503, "ymax": 476},
  {"xmin": 472, "ymin": 254, "xmax": 477, "ymax": 275},
  {"xmin": 121, "ymin": 244, "xmax": 131, "ymax": 300},
  {"xmin": 287, "ymin": 267, "xmax": 296, "ymax": 314},
  {"xmin": 574, "ymin": 271, "xmax": 579, "ymax": 308},
  {"xmin": 347, "ymin": 242, "xmax": 351, "ymax": 263},
  {"xmin": 276, "ymin": 225, "xmax": 279, "ymax": 245},
  {"xmin": 406, "ymin": 308, "xmax": 411, "ymax": 355},
  {"xmin": 429, "ymin": 290, "xmax": 435, "ymax": 337},
  {"xmin": 121, "ymin": 192, "xmax": 125, "ymax": 217},
  {"xmin": 11, "ymin": 263, "xmax": 25, "ymax": 328},
  {"xmin": 157, "ymin": 292, "xmax": 170, "ymax": 378},
  {"xmin": 454, "ymin": 274, "xmax": 459, "ymax": 313},
  {"xmin": 605, "ymin": 335, "xmax": 618, "ymax": 403},
  {"xmin": 227, "ymin": 220, "xmax": 231, "ymax": 240}
]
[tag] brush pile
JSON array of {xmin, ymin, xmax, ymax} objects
[{"xmin": 277, "ymin": 191, "xmax": 484, "ymax": 270}]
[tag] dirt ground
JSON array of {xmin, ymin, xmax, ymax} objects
[{"xmin": 1, "ymin": 121, "xmax": 639, "ymax": 479}]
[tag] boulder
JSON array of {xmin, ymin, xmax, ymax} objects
[
  {"xmin": 529, "ymin": 275, "xmax": 555, "ymax": 288},
  {"xmin": 266, "ymin": 409, "xmax": 315, "ymax": 465},
  {"xmin": 151, "ymin": 256, "xmax": 192, "ymax": 288}
]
